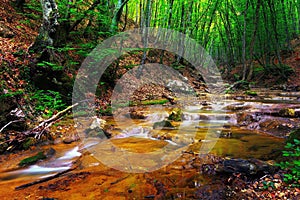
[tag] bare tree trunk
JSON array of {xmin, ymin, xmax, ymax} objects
[
  {"xmin": 160, "ymin": 0, "xmax": 174, "ymax": 64},
  {"xmin": 110, "ymin": 0, "xmax": 130, "ymax": 34},
  {"xmin": 29, "ymin": 0, "xmax": 59, "ymax": 53},
  {"xmin": 141, "ymin": 0, "xmax": 152, "ymax": 66},
  {"xmin": 242, "ymin": 0, "xmax": 249, "ymax": 80},
  {"xmin": 246, "ymin": 0, "xmax": 262, "ymax": 80}
]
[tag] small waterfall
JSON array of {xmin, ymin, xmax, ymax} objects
[
  {"xmin": 114, "ymin": 126, "xmax": 151, "ymax": 138},
  {"xmin": 58, "ymin": 146, "xmax": 81, "ymax": 160},
  {"xmin": 0, "ymin": 147, "xmax": 82, "ymax": 181},
  {"xmin": 182, "ymin": 113, "xmax": 201, "ymax": 121}
]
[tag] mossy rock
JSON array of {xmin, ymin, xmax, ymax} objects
[
  {"xmin": 85, "ymin": 127, "xmax": 111, "ymax": 139},
  {"xmin": 153, "ymin": 120, "xmax": 174, "ymax": 129},
  {"xmin": 245, "ymin": 90, "xmax": 257, "ymax": 96},
  {"xmin": 22, "ymin": 137, "xmax": 36, "ymax": 150},
  {"xmin": 19, "ymin": 151, "xmax": 46, "ymax": 167},
  {"xmin": 279, "ymin": 108, "xmax": 295, "ymax": 117},
  {"xmin": 287, "ymin": 128, "xmax": 300, "ymax": 144},
  {"xmin": 168, "ymin": 108, "xmax": 182, "ymax": 121}
]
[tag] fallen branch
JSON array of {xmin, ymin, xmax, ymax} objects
[
  {"xmin": 3, "ymin": 103, "xmax": 79, "ymax": 152},
  {"xmin": 30, "ymin": 103, "xmax": 78, "ymax": 139}
]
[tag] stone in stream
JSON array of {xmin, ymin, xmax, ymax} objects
[
  {"xmin": 279, "ymin": 108, "xmax": 296, "ymax": 117},
  {"xmin": 63, "ymin": 137, "xmax": 75, "ymax": 144},
  {"xmin": 153, "ymin": 120, "xmax": 174, "ymax": 130},
  {"xmin": 168, "ymin": 108, "xmax": 182, "ymax": 121},
  {"xmin": 84, "ymin": 117, "xmax": 111, "ymax": 138},
  {"xmin": 218, "ymin": 158, "xmax": 274, "ymax": 175},
  {"xmin": 129, "ymin": 107, "xmax": 148, "ymax": 119},
  {"xmin": 18, "ymin": 148, "xmax": 56, "ymax": 167}
]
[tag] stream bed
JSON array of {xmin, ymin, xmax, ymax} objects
[{"xmin": 0, "ymin": 90, "xmax": 299, "ymax": 199}]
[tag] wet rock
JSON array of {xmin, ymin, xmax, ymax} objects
[
  {"xmin": 168, "ymin": 108, "xmax": 182, "ymax": 121},
  {"xmin": 84, "ymin": 118, "xmax": 111, "ymax": 138},
  {"xmin": 89, "ymin": 117, "xmax": 106, "ymax": 129},
  {"xmin": 18, "ymin": 151, "xmax": 47, "ymax": 167},
  {"xmin": 225, "ymin": 103, "xmax": 252, "ymax": 111},
  {"xmin": 259, "ymin": 119, "xmax": 295, "ymax": 137},
  {"xmin": 45, "ymin": 147, "xmax": 56, "ymax": 157},
  {"xmin": 218, "ymin": 158, "xmax": 273, "ymax": 175},
  {"xmin": 219, "ymin": 131, "xmax": 232, "ymax": 138},
  {"xmin": 63, "ymin": 137, "xmax": 75, "ymax": 144},
  {"xmin": 153, "ymin": 120, "xmax": 174, "ymax": 130},
  {"xmin": 85, "ymin": 127, "xmax": 111, "ymax": 139},
  {"xmin": 129, "ymin": 107, "xmax": 148, "ymax": 119},
  {"xmin": 237, "ymin": 113, "xmax": 256, "ymax": 126},
  {"xmin": 279, "ymin": 108, "xmax": 296, "ymax": 117}
]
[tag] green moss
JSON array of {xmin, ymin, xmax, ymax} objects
[
  {"xmin": 279, "ymin": 108, "xmax": 295, "ymax": 117},
  {"xmin": 245, "ymin": 90, "xmax": 258, "ymax": 96},
  {"xmin": 139, "ymin": 99, "xmax": 168, "ymax": 106},
  {"xmin": 22, "ymin": 137, "xmax": 36, "ymax": 150},
  {"xmin": 168, "ymin": 108, "xmax": 182, "ymax": 121},
  {"xmin": 18, "ymin": 151, "xmax": 46, "ymax": 167}
]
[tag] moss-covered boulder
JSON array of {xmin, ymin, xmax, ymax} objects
[
  {"xmin": 153, "ymin": 120, "xmax": 174, "ymax": 129},
  {"xmin": 168, "ymin": 108, "xmax": 182, "ymax": 121},
  {"xmin": 245, "ymin": 90, "xmax": 258, "ymax": 96},
  {"xmin": 279, "ymin": 108, "xmax": 295, "ymax": 117},
  {"xmin": 18, "ymin": 151, "xmax": 46, "ymax": 167}
]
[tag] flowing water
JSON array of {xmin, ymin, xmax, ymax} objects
[{"xmin": 0, "ymin": 90, "xmax": 299, "ymax": 199}]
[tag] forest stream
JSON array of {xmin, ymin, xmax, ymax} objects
[{"xmin": 0, "ymin": 89, "xmax": 299, "ymax": 199}]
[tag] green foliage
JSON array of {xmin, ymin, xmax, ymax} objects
[
  {"xmin": 30, "ymin": 90, "xmax": 66, "ymax": 117},
  {"xmin": 37, "ymin": 61, "xmax": 64, "ymax": 71},
  {"xmin": 0, "ymin": 90, "xmax": 24, "ymax": 99},
  {"xmin": 276, "ymin": 139, "xmax": 300, "ymax": 187}
]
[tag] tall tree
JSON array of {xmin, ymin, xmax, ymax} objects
[{"xmin": 29, "ymin": 0, "xmax": 59, "ymax": 53}]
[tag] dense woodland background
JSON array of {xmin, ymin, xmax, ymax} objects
[{"xmin": 0, "ymin": 0, "xmax": 299, "ymax": 144}]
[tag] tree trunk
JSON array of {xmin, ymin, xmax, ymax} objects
[
  {"xmin": 141, "ymin": 0, "xmax": 152, "ymax": 66},
  {"xmin": 246, "ymin": 0, "xmax": 262, "ymax": 80},
  {"xmin": 29, "ymin": 0, "xmax": 59, "ymax": 53},
  {"xmin": 110, "ymin": 0, "xmax": 130, "ymax": 34},
  {"xmin": 242, "ymin": 0, "xmax": 249, "ymax": 80}
]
